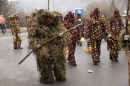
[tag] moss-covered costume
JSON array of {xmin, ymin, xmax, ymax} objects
[
  {"xmin": 9, "ymin": 15, "xmax": 22, "ymax": 49},
  {"xmin": 119, "ymin": 19, "xmax": 130, "ymax": 51},
  {"xmin": 28, "ymin": 9, "xmax": 71, "ymax": 84}
]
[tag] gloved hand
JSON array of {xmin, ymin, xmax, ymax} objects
[
  {"xmin": 87, "ymin": 38, "xmax": 90, "ymax": 42},
  {"xmin": 59, "ymin": 32, "xmax": 64, "ymax": 37},
  {"xmin": 107, "ymin": 33, "xmax": 112, "ymax": 38},
  {"xmin": 124, "ymin": 35, "xmax": 129, "ymax": 40},
  {"xmin": 36, "ymin": 44, "xmax": 41, "ymax": 48}
]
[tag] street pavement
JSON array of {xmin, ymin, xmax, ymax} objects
[{"xmin": 0, "ymin": 28, "xmax": 129, "ymax": 86}]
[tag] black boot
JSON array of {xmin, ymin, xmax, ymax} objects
[
  {"xmin": 109, "ymin": 57, "xmax": 114, "ymax": 61},
  {"xmin": 56, "ymin": 78, "xmax": 66, "ymax": 81},
  {"xmin": 115, "ymin": 59, "xmax": 119, "ymax": 62},
  {"xmin": 97, "ymin": 59, "xmax": 100, "ymax": 62},
  {"xmin": 38, "ymin": 77, "xmax": 50, "ymax": 84},
  {"xmin": 93, "ymin": 60, "xmax": 98, "ymax": 65},
  {"xmin": 19, "ymin": 47, "xmax": 23, "ymax": 49},
  {"xmin": 43, "ymin": 81, "xmax": 50, "ymax": 84},
  {"xmin": 80, "ymin": 44, "xmax": 82, "ymax": 46},
  {"xmin": 71, "ymin": 62, "xmax": 77, "ymax": 66}
]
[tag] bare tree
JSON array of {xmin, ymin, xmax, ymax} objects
[
  {"xmin": 115, "ymin": 0, "xmax": 127, "ymax": 11},
  {"xmin": 0, "ymin": 1, "xmax": 29, "ymax": 27},
  {"xmin": 84, "ymin": 0, "xmax": 110, "ymax": 19},
  {"xmin": 110, "ymin": 0, "xmax": 127, "ymax": 15},
  {"xmin": 110, "ymin": 0, "xmax": 116, "ymax": 15},
  {"xmin": 0, "ymin": 1, "xmax": 18, "ymax": 18},
  {"xmin": 84, "ymin": 0, "xmax": 128, "ymax": 19}
]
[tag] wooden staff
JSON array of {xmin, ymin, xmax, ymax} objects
[{"xmin": 18, "ymin": 24, "xmax": 82, "ymax": 65}]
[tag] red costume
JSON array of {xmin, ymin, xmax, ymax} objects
[
  {"xmin": 75, "ymin": 13, "xmax": 84, "ymax": 46},
  {"xmin": 63, "ymin": 11, "xmax": 77, "ymax": 66},
  {"xmin": 87, "ymin": 8, "xmax": 110, "ymax": 64},
  {"xmin": 108, "ymin": 8, "xmax": 123, "ymax": 62}
]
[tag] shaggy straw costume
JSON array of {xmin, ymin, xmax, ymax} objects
[
  {"xmin": 26, "ymin": 13, "xmax": 36, "ymax": 33},
  {"xmin": 28, "ymin": 9, "xmax": 71, "ymax": 84},
  {"xmin": 9, "ymin": 15, "xmax": 22, "ymax": 49},
  {"xmin": 25, "ymin": 15, "xmax": 31, "ymax": 32},
  {"xmin": 119, "ymin": 19, "xmax": 130, "ymax": 51}
]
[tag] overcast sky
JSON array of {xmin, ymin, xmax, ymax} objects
[{"xmin": 15, "ymin": 0, "xmax": 104, "ymax": 13}]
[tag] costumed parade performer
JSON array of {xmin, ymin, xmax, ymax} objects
[
  {"xmin": 28, "ymin": 9, "xmax": 71, "ymax": 84},
  {"xmin": 30, "ymin": 12, "xmax": 36, "ymax": 28},
  {"xmin": 63, "ymin": 11, "xmax": 78, "ymax": 66},
  {"xmin": 25, "ymin": 15, "xmax": 31, "ymax": 32},
  {"xmin": 86, "ymin": 8, "xmax": 113, "ymax": 64},
  {"xmin": 9, "ymin": 15, "xmax": 23, "ymax": 49},
  {"xmin": 75, "ymin": 13, "xmax": 83, "ymax": 46},
  {"xmin": 107, "ymin": 27, "xmax": 119, "ymax": 62},
  {"xmin": 26, "ymin": 13, "xmax": 36, "ymax": 34},
  {"xmin": 107, "ymin": 9, "xmax": 123, "ymax": 62},
  {"xmin": 119, "ymin": 16, "xmax": 130, "ymax": 51},
  {"xmin": 85, "ymin": 11, "xmax": 93, "ymax": 54},
  {"xmin": 109, "ymin": 8, "xmax": 123, "ymax": 50},
  {"xmin": 102, "ymin": 13, "xmax": 110, "ymax": 41},
  {"xmin": 102, "ymin": 13, "xmax": 110, "ymax": 50}
]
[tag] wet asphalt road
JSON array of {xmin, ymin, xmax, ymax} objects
[{"xmin": 0, "ymin": 32, "xmax": 128, "ymax": 86}]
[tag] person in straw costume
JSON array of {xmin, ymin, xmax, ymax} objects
[
  {"xmin": 28, "ymin": 9, "xmax": 71, "ymax": 84},
  {"xmin": 9, "ymin": 15, "xmax": 23, "ymax": 49}
]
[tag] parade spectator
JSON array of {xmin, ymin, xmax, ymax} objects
[
  {"xmin": 0, "ymin": 15, "xmax": 5, "ymax": 34},
  {"xmin": 1, "ymin": 15, "xmax": 6, "ymax": 33}
]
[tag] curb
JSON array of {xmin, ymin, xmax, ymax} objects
[{"xmin": 1, "ymin": 27, "xmax": 28, "ymax": 33}]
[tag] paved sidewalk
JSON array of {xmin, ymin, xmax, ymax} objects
[{"xmin": 0, "ymin": 27, "xmax": 27, "ymax": 33}]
